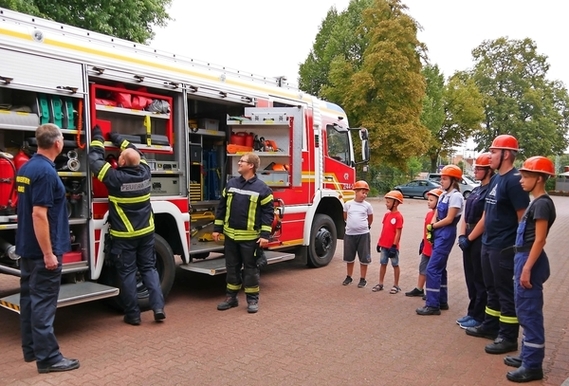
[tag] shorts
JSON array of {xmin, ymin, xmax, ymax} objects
[
  {"xmin": 419, "ymin": 254, "xmax": 430, "ymax": 275},
  {"xmin": 343, "ymin": 233, "xmax": 371, "ymax": 265},
  {"xmin": 379, "ymin": 247, "xmax": 399, "ymax": 267}
]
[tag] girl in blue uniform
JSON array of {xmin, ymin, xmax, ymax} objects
[
  {"xmin": 504, "ymin": 156, "xmax": 556, "ymax": 383},
  {"xmin": 416, "ymin": 165, "xmax": 464, "ymax": 315}
]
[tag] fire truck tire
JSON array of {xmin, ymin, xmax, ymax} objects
[
  {"xmin": 307, "ymin": 214, "xmax": 337, "ymax": 268},
  {"xmin": 100, "ymin": 234, "xmax": 176, "ymax": 311}
]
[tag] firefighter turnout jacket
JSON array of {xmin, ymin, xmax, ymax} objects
[
  {"xmin": 214, "ymin": 175, "xmax": 274, "ymax": 241},
  {"xmin": 89, "ymin": 129, "xmax": 154, "ymax": 239}
]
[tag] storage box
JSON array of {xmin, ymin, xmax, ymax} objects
[
  {"xmin": 190, "ymin": 144, "xmax": 202, "ymax": 163},
  {"xmin": 257, "ymin": 171, "xmax": 289, "ymax": 185},
  {"xmin": 198, "ymin": 118, "xmax": 219, "ymax": 131},
  {"xmin": 150, "ymin": 176, "xmax": 180, "ymax": 195},
  {"xmin": 62, "ymin": 251, "xmax": 82, "ymax": 264}
]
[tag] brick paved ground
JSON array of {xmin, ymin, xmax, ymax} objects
[{"xmin": 1, "ymin": 196, "xmax": 568, "ymax": 386}]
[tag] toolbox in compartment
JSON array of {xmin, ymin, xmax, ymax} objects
[
  {"xmin": 150, "ymin": 176, "xmax": 180, "ymax": 196},
  {"xmin": 257, "ymin": 171, "xmax": 289, "ymax": 185}
]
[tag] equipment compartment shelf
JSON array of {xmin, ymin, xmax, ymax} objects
[
  {"xmin": 95, "ymin": 104, "xmax": 170, "ymax": 119},
  {"xmin": 103, "ymin": 141, "xmax": 173, "ymax": 154}
]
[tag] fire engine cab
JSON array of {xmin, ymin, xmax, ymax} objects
[{"xmin": 0, "ymin": 8, "xmax": 369, "ymax": 313}]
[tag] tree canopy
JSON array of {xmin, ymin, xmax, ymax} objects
[
  {"xmin": 0, "ymin": 0, "xmax": 172, "ymax": 43},
  {"xmin": 299, "ymin": 0, "xmax": 429, "ymax": 169},
  {"xmin": 471, "ymin": 37, "xmax": 569, "ymax": 156}
]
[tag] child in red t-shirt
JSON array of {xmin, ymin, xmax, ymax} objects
[
  {"xmin": 373, "ymin": 190, "xmax": 404, "ymax": 294},
  {"xmin": 405, "ymin": 188, "xmax": 443, "ymax": 297}
]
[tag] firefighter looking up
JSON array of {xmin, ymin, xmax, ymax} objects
[
  {"xmin": 213, "ymin": 152, "xmax": 274, "ymax": 313},
  {"xmin": 89, "ymin": 125, "xmax": 165, "ymax": 325}
]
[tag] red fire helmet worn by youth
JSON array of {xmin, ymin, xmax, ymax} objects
[
  {"xmin": 490, "ymin": 134, "xmax": 519, "ymax": 151},
  {"xmin": 519, "ymin": 156, "xmax": 555, "ymax": 176}
]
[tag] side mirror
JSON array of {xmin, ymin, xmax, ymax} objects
[
  {"xmin": 359, "ymin": 127, "xmax": 368, "ymax": 141},
  {"xmin": 362, "ymin": 139, "xmax": 370, "ymax": 162}
]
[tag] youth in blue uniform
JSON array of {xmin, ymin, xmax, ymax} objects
[
  {"xmin": 504, "ymin": 156, "xmax": 556, "ymax": 383},
  {"xmin": 456, "ymin": 153, "xmax": 493, "ymax": 328},
  {"xmin": 416, "ymin": 165, "xmax": 464, "ymax": 315},
  {"xmin": 465, "ymin": 135, "xmax": 530, "ymax": 356},
  {"xmin": 16, "ymin": 124, "xmax": 79, "ymax": 373}
]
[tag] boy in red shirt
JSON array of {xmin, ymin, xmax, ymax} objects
[
  {"xmin": 405, "ymin": 188, "xmax": 443, "ymax": 297},
  {"xmin": 373, "ymin": 190, "xmax": 404, "ymax": 294}
]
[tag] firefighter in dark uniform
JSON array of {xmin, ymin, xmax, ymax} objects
[
  {"xmin": 16, "ymin": 123, "xmax": 80, "ymax": 373},
  {"xmin": 213, "ymin": 152, "xmax": 274, "ymax": 314},
  {"xmin": 89, "ymin": 126, "xmax": 165, "ymax": 325},
  {"xmin": 465, "ymin": 135, "xmax": 529, "ymax": 355}
]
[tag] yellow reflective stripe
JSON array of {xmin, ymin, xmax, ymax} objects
[
  {"xmin": 485, "ymin": 306, "xmax": 501, "ymax": 317},
  {"xmin": 140, "ymin": 159, "xmax": 148, "ymax": 166},
  {"xmin": 97, "ymin": 163, "xmax": 111, "ymax": 181},
  {"xmin": 261, "ymin": 225, "xmax": 272, "ymax": 232},
  {"xmin": 244, "ymin": 286, "xmax": 260, "ymax": 293},
  {"xmin": 214, "ymin": 219, "xmax": 224, "ymax": 226},
  {"xmin": 108, "ymin": 194, "xmax": 151, "ymax": 204},
  {"xmin": 227, "ymin": 283, "xmax": 242, "ymax": 291},
  {"xmin": 91, "ymin": 140, "xmax": 104, "ymax": 148},
  {"xmin": 120, "ymin": 139, "xmax": 129, "ymax": 150},
  {"xmin": 110, "ymin": 225, "xmax": 154, "ymax": 238},
  {"xmin": 114, "ymin": 202, "xmax": 134, "ymax": 233},
  {"xmin": 247, "ymin": 199, "xmax": 256, "ymax": 230},
  {"xmin": 500, "ymin": 315, "xmax": 519, "ymax": 324},
  {"xmin": 260, "ymin": 194, "xmax": 273, "ymax": 206}
]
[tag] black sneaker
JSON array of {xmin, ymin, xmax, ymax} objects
[
  {"xmin": 342, "ymin": 276, "xmax": 353, "ymax": 286},
  {"xmin": 416, "ymin": 306, "xmax": 441, "ymax": 315},
  {"xmin": 357, "ymin": 278, "xmax": 367, "ymax": 288},
  {"xmin": 405, "ymin": 288, "xmax": 424, "ymax": 297}
]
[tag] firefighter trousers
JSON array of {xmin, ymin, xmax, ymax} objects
[
  {"xmin": 462, "ymin": 234, "xmax": 486, "ymax": 322},
  {"xmin": 112, "ymin": 234, "xmax": 165, "ymax": 318},
  {"xmin": 19, "ymin": 256, "xmax": 63, "ymax": 367},
  {"xmin": 224, "ymin": 237, "xmax": 260, "ymax": 302},
  {"xmin": 480, "ymin": 245, "xmax": 519, "ymax": 341}
]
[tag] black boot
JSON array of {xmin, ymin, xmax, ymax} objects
[
  {"xmin": 504, "ymin": 356, "xmax": 522, "ymax": 368},
  {"xmin": 506, "ymin": 366, "xmax": 543, "ymax": 382},
  {"xmin": 246, "ymin": 294, "xmax": 259, "ymax": 314},
  {"xmin": 217, "ymin": 294, "xmax": 238, "ymax": 311}
]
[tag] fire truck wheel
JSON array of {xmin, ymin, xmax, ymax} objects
[
  {"xmin": 307, "ymin": 214, "xmax": 337, "ymax": 268},
  {"xmin": 99, "ymin": 234, "xmax": 176, "ymax": 312}
]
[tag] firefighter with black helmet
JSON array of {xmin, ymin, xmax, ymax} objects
[
  {"xmin": 213, "ymin": 152, "xmax": 274, "ymax": 313},
  {"xmin": 89, "ymin": 126, "xmax": 165, "ymax": 326}
]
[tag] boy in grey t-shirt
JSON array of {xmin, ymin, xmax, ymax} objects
[{"xmin": 342, "ymin": 181, "xmax": 374, "ymax": 288}]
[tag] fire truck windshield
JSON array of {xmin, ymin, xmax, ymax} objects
[{"xmin": 326, "ymin": 124, "xmax": 351, "ymax": 165}]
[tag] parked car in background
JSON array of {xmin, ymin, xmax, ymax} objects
[
  {"xmin": 394, "ymin": 179, "xmax": 442, "ymax": 200},
  {"xmin": 427, "ymin": 173, "xmax": 477, "ymax": 198}
]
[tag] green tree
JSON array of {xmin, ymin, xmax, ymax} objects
[
  {"xmin": 471, "ymin": 37, "xmax": 569, "ymax": 156},
  {"xmin": 0, "ymin": 0, "xmax": 172, "ymax": 43},
  {"xmin": 299, "ymin": 0, "xmax": 373, "ymax": 96},
  {"xmin": 316, "ymin": 0, "xmax": 428, "ymax": 169},
  {"xmin": 421, "ymin": 65, "xmax": 484, "ymax": 172}
]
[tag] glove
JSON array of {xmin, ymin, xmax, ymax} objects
[
  {"xmin": 256, "ymin": 248, "xmax": 267, "ymax": 269},
  {"xmin": 91, "ymin": 125, "xmax": 104, "ymax": 142},
  {"xmin": 458, "ymin": 235, "xmax": 471, "ymax": 251},
  {"xmin": 426, "ymin": 224, "xmax": 434, "ymax": 232},
  {"xmin": 426, "ymin": 228, "xmax": 434, "ymax": 244},
  {"xmin": 376, "ymin": 245, "xmax": 381, "ymax": 253},
  {"xmin": 388, "ymin": 245, "xmax": 397, "ymax": 258},
  {"xmin": 109, "ymin": 132, "xmax": 124, "ymax": 146},
  {"xmin": 419, "ymin": 240, "xmax": 424, "ymax": 255}
]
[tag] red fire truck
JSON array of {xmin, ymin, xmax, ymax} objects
[{"xmin": 0, "ymin": 8, "xmax": 369, "ymax": 312}]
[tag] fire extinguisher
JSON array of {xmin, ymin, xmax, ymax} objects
[{"xmin": 0, "ymin": 152, "xmax": 17, "ymax": 215}]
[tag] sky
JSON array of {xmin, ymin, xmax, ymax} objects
[{"xmin": 152, "ymin": 0, "xmax": 569, "ymax": 87}]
